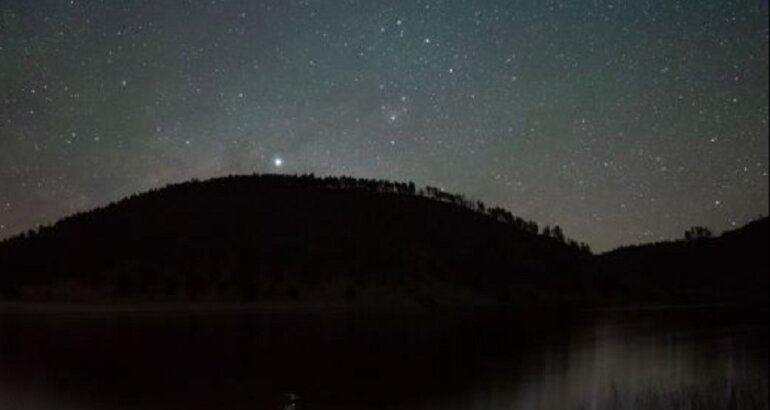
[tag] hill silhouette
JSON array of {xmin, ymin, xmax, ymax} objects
[
  {"xmin": 0, "ymin": 174, "xmax": 765, "ymax": 307},
  {"xmin": 601, "ymin": 217, "xmax": 769, "ymax": 304}
]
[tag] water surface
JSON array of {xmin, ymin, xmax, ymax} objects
[{"xmin": 0, "ymin": 306, "xmax": 766, "ymax": 409}]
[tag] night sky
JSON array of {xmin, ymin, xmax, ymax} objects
[{"xmin": 0, "ymin": 0, "xmax": 767, "ymax": 251}]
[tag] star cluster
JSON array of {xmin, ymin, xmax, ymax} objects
[{"xmin": 0, "ymin": 0, "xmax": 767, "ymax": 251}]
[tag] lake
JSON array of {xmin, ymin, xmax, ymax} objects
[{"xmin": 0, "ymin": 306, "xmax": 767, "ymax": 410}]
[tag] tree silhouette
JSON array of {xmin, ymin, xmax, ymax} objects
[
  {"xmin": 551, "ymin": 225, "xmax": 565, "ymax": 243},
  {"xmin": 0, "ymin": 173, "xmax": 604, "ymax": 305},
  {"xmin": 684, "ymin": 226, "xmax": 712, "ymax": 241}
]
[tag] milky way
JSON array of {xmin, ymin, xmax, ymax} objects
[{"xmin": 1, "ymin": 0, "xmax": 767, "ymax": 251}]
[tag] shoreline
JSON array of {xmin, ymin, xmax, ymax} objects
[{"xmin": 0, "ymin": 299, "xmax": 764, "ymax": 316}]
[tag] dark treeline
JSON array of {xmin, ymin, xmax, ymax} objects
[
  {"xmin": 601, "ymin": 217, "xmax": 768, "ymax": 305},
  {"xmin": 0, "ymin": 173, "xmax": 765, "ymax": 307},
  {"xmin": 5, "ymin": 173, "xmax": 590, "ymax": 251},
  {"xmin": 0, "ymin": 173, "xmax": 595, "ymax": 306}
]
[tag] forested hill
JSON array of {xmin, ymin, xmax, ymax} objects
[
  {"xmin": 0, "ymin": 174, "xmax": 596, "ymax": 306},
  {"xmin": 0, "ymin": 174, "xmax": 765, "ymax": 307},
  {"xmin": 600, "ymin": 217, "xmax": 768, "ymax": 304}
]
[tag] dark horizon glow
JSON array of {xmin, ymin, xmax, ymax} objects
[{"xmin": 1, "ymin": 0, "xmax": 767, "ymax": 251}]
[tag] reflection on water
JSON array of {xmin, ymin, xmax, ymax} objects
[
  {"xmin": 0, "ymin": 307, "xmax": 766, "ymax": 410},
  {"xmin": 498, "ymin": 312, "xmax": 767, "ymax": 410}
]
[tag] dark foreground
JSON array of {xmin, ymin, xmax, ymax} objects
[{"xmin": 0, "ymin": 305, "xmax": 767, "ymax": 410}]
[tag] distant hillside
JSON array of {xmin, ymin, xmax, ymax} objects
[
  {"xmin": 601, "ymin": 218, "xmax": 769, "ymax": 304},
  {"xmin": 0, "ymin": 174, "xmax": 596, "ymax": 307},
  {"xmin": 0, "ymin": 174, "xmax": 765, "ymax": 308}
]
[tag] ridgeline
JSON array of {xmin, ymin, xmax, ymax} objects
[{"xmin": 0, "ymin": 174, "xmax": 765, "ymax": 308}]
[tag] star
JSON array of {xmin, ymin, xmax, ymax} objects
[{"xmin": 0, "ymin": 0, "xmax": 765, "ymax": 253}]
